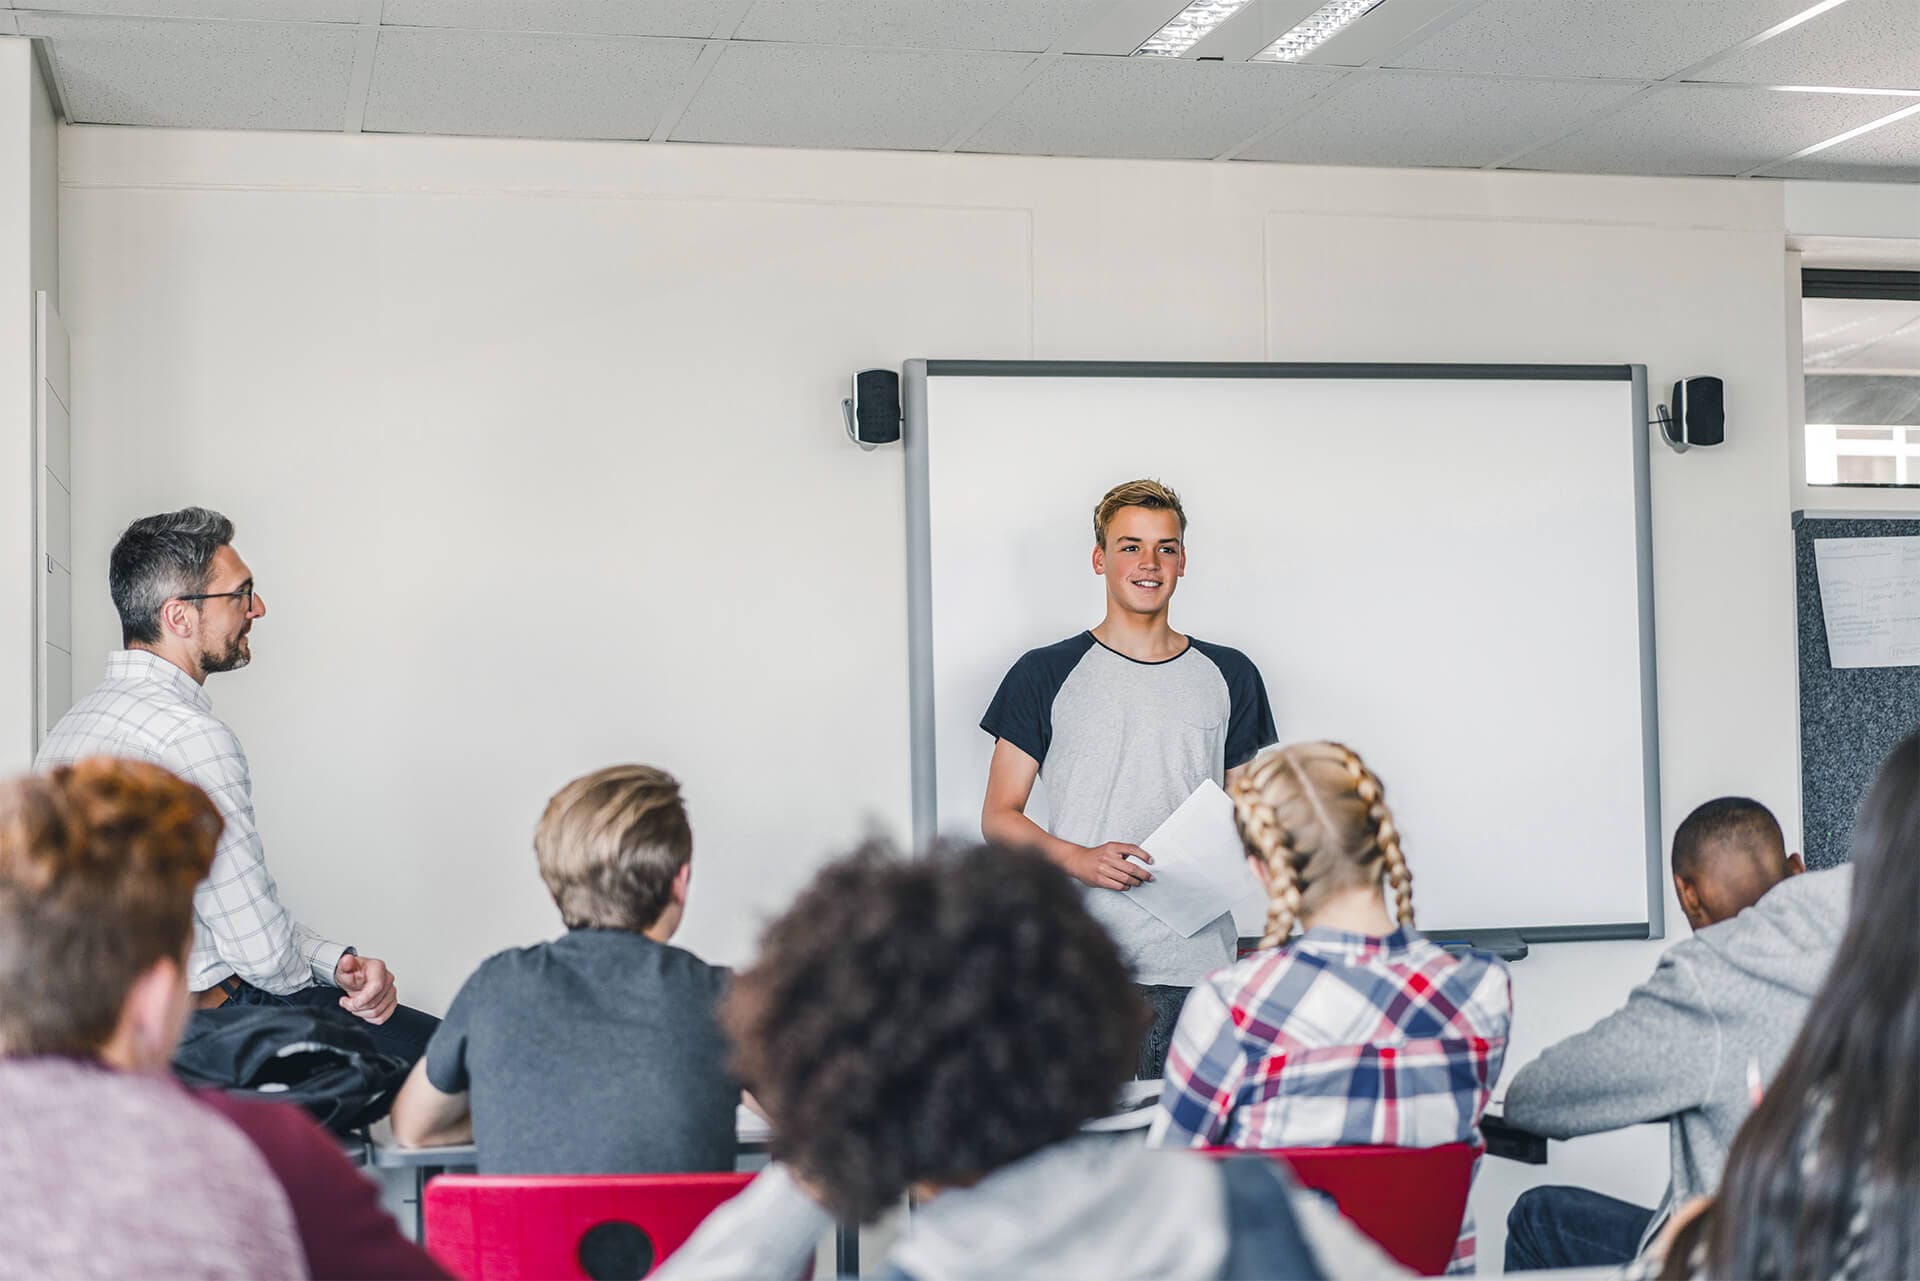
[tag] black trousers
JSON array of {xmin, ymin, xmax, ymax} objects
[{"xmin": 222, "ymin": 976, "xmax": 440, "ymax": 1064}]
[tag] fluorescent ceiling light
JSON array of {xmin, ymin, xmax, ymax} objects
[
  {"xmin": 1133, "ymin": 0, "xmax": 1255, "ymax": 58},
  {"xmin": 1252, "ymin": 0, "xmax": 1389, "ymax": 62}
]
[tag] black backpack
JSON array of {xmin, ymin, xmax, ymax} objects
[{"xmin": 172, "ymin": 1004, "xmax": 411, "ymax": 1134}]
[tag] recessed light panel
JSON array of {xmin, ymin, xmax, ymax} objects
[
  {"xmin": 1253, "ymin": 0, "xmax": 1388, "ymax": 62},
  {"xmin": 1134, "ymin": 0, "xmax": 1254, "ymax": 57}
]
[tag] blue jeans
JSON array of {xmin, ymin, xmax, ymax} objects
[
  {"xmin": 1135, "ymin": 984, "xmax": 1190, "ymax": 1079},
  {"xmin": 223, "ymin": 977, "xmax": 440, "ymax": 1064},
  {"xmin": 1505, "ymin": 1186, "xmax": 1657, "ymax": 1271}
]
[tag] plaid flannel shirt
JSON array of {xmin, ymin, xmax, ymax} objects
[
  {"xmin": 36, "ymin": 650, "xmax": 347, "ymax": 994},
  {"xmin": 1148, "ymin": 925, "xmax": 1511, "ymax": 1274}
]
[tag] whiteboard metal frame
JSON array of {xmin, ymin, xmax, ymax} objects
[{"xmin": 902, "ymin": 359, "xmax": 1663, "ymax": 945}]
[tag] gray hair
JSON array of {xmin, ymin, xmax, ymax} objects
[{"xmin": 109, "ymin": 507, "xmax": 235, "ymax": 645}]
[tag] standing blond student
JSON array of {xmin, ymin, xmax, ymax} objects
[{"xmin": 981, "ymin": 479, "xmax": 1276, "ymax": 1076}]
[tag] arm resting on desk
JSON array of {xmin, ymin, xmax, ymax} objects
[
  {"xmin": 653, "ymin": 1164, "xmax": 831, "ymax": 1281},
  {"xmin": 1503, "ymin": 948, "xmax": 1719, "ymax": 1139},
  {"xmin": 389, "ymin": 1058, "xmax": 473, "ymax": 1148}
]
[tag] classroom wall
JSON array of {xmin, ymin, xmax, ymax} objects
[
  {"xmin": 0, "ymin": 39, "xmax": 58, "ymax": 771},
  {"xmin": 58, "ymin": 126, "xmax": 1802, "ymax": 1266}
]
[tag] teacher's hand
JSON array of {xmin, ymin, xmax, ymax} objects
[{"xmin": 1068, "ymin": 842, "xmax": 1153, "ymax": 891}]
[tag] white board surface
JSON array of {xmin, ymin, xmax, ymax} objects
[{"xmin": 910, "ymin": 367, "xmax": 1657, "ymax": 939}]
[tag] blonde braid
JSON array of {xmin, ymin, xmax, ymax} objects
[
  {"xmin": 1231, "ymin": 767, "xmax": 1302, "ymax": 949},
  {"xmin": 1330, "ymin": 742, "xmax": 1416, "ymax": 929}
]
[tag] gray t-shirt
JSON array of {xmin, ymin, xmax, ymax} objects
[
  {"xmin": 425, "ymin": 928, "xmax": 738, "ymax": 1175},
  {"xmin": 982, "ymin": 632, "xmax": 1277, "ymax": 986}
]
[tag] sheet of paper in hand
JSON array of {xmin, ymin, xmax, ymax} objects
[{"xmin": 1125, "ymin": 779, "xmax": 1262, "ymax": 937}]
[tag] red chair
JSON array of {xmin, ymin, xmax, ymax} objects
[
  {"xmin": 1203, "ymin": 1142, "xmax": 1479, "ymax": 1276},
  {"xmin": 424, "ymin": 1172, "xmax": 762, "ymax": 1281}
]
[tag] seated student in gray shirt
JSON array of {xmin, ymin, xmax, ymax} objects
[
  {"xmin": 390, "ymin": 765, "xmax": 738, "ymax": 1173},
  {"xmin": 981, "ymin": 478, "xmax": 1276, "ymax": 1078}
]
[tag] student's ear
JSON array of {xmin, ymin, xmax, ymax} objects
[
  {"xmin": 1785, "ymin": 851, "xmax": 1806, "ymax": 877},
  {"xmin": 1246, "ymin": 853, "xmax": 1270, "ymax": 891},
  {"xmin": 123, "ymin": 955, "xmax": 188, "ymax": 1071},
  {"xmin": 1674, "ymin": 873, "xmax": 1711, "ymax": 932},
  {"xmin": 671, "ymin": 861, "xmax": 693, "ymax": 907},
  {"xmin": 1091, "ymin": 542, "xmax": 1107, "ymax": 577}
]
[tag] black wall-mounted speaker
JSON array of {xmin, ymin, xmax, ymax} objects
[
  {"xmin": 1657, "ymin": 376, "xmax": 1725, "ymax": 453},
  {"xmin": 844, "ymin": 369, "xmax": 902, "ymax": 450}
]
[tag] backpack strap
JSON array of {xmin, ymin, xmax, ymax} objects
[{"xmin": 1216, "ymin": 1157, "xmax": 1325, "ymax": 1281}]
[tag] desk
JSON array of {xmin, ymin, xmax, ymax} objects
[{"xmin": 1480, "ymin": 1112, "xmax": 1550, "ymax": 1165}]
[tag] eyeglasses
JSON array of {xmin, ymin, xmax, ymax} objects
[{"xmin": 177, "ymin": 587, "xmax": 255, "ymax": 611}]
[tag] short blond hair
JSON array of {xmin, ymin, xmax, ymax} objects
[
  {"xmin": 535, "ymin": 765, "xmax": 692, "ymax": 932},
  {"xmin": 1093, "ymin": 478, "xmax": 1187, "ymax": 549}
]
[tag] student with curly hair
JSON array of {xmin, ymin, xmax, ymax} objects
[
  {"xmin": 1638, "ymin": 731, "xmax": 1920, "ymax": 1281},
  {"xmin": 1148, "ymin": 741, "xmax": 1512, "ymax": 1274},
  {"xmin": 658, "ymin": 842, "xmax": 1406, "ymax": 1281},
  {"xmin": 0, "ymin": 758, "xmax": 445, "ymax": 1279}
]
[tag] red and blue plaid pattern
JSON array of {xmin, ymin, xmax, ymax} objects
[{"xmin": 1148, "ymin": 926, "xmax": 1511, "ymax": 1273}]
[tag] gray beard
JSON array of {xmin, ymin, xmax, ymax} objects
[{"xmin": 199, "ymin": 637, "xmax": 250, "ymax": 674}]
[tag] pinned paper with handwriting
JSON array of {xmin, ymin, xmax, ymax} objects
[{"xmin": 1813, "ymin": 536, "xmax": 1920, "ymax": 669}]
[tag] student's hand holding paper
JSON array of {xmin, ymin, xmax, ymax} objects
[
  {"xmin": 1129, "ymin": 780, "xmax": 1261, "ymax": 936},
  {"xmin": 1067, "ymin": 841, "xmax": 1154, "ymax": 891}
]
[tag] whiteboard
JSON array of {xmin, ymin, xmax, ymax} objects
[{"xmin": 903, "ymin": 362, "xmax": 1662, "ymax": 943}]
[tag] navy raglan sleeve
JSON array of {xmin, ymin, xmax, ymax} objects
[
  {"xmin": 1194, "ymin": 642, "xmax": 1277, "ymax": 770},
  {"xmin": 980, "ymin": 651, "xmax": 1055, "ymax": 766}
]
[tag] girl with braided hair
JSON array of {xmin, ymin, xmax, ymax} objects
[{"xmin": 1147, "ymin": 741, "xmax": 1513, "ymax": 1275}]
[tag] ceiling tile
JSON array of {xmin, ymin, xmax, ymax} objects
[
  {"xmin": 1697, "ymin": 0, "xmax": 1920, "ymax": 91},
  {"xmin": 378, "ymin": 0, "xmax": 734, "ymax": 39},
  {"xmin": 17, "ymin": 13, "xmax": 357, "ymax": 129},
  {"xmin": 19, "ymin": 1, "xmax": 361, "ymax": 18},
  {"xmin": 961, "ymin": 56, "xmax": 1344, "ymax": 159},
  {"xmin": 1763, "ymin": 104, "xmax": 1920, "ymax": 181},
  {"xmin": 1387, "ymin": 0, "xmax": 1817, "ymax": 81},
  {"xmin": 670, "ymin": 43, "xmax": 1036, "ymax": 151},
  {"xmin": 363, "ymin": 26, "xmax": 704, "ymax": 139},
  {"xmin": 731, "ymin": 0, "xmax": 1116, "ymax": 53},
  {"xmin": 1242, "ymin": 71, "xmax": 1641, "ymax": 169},
  {"xmin": 1510, "ymin": 84, "xmax": 1907, "ymax": 176}
]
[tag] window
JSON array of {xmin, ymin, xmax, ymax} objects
[{"xmin": 1804, "ymin": 270, "xmax": 1920, "ymax": 487}]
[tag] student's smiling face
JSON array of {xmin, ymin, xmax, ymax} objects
[{"xmin": 1093, "ymin": 506, "xmax": 1186, "ymax": 616}]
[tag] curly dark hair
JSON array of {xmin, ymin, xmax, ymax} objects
[{"xmin": 724, "ymin": 841, "xmax": 1149, "ymax": 1222}]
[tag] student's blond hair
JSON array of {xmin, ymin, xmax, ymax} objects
[
  {"xmin": 1093, "ymin": 479, "xmax": 1187, "ymax": 549},
  {"xmin": 1229, "ymin": 741, "xmax": 1415, "ymax": 949},
  {"xmin": 535, "ymin": 765, "xmax": 691, "ymax": 932}
]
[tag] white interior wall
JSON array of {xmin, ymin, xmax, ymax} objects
[
  {"xmin": 59, "ymin": 126, "xmax": 1803, "ymax": 1268},
  {"xmin": 0, "ymin": 39, "xmax": 58, "ymax": 771}
]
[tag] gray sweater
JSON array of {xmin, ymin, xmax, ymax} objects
[{"xmin": 1503, "ymin": 865, "xmax": 1852, "ymax": 1244}]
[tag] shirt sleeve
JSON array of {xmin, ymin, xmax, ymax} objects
[
  {"xmin": 1146, "ymin": 976, "xmax": 1247, "ymax": 1148},
  {"xmin": 423, "ymin": 967, "xmax": 481, "ymax": 1096},
  {"xmin": 196, "ymin": 1091, "xmax": 451, "ymax": 1280},
  {"xmin": 160, "ymin": 718, "xmax": 349, "ymax": 993},
  {"xmin": 1222, "ymin": 654, "xmax": 1278, "ymax": 771},
  {"xmin": 979, "ymin": 651, "xmax": 1055, "ymax": 766},
  {"xmin": 1502, "ymin": 947, "xmax": 1720, "ymax": 1138}
]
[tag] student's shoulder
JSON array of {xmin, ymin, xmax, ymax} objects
[
  {"xmin": 1185, "ymin": 638, "xmax": 1263, "ymax": 680},
  {"xmin": 1006, "ymin": 631, "xmax": 1098, "ymax": 677}
]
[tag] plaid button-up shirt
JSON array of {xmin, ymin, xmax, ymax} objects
[
  {"xmin": 1148, "ymin": 925, "xmax": 1511, "ymax": 1273},
  {"xmin": 36, "ymin": 650, "xmax": 347, "ymax": 994}
]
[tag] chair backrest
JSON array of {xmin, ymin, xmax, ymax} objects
[
  {"xmin": 424, "ymin": 1172, "xmax": 758, "ymax": 1281},
  {"xmin": 1203, "ymin": 1142, "xmax": 1479, "ymax": 1276}
]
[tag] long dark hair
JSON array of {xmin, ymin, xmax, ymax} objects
[{"xmin": 1701, "ymin": 731, "xmax": 1920, "ymax": 1278}]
